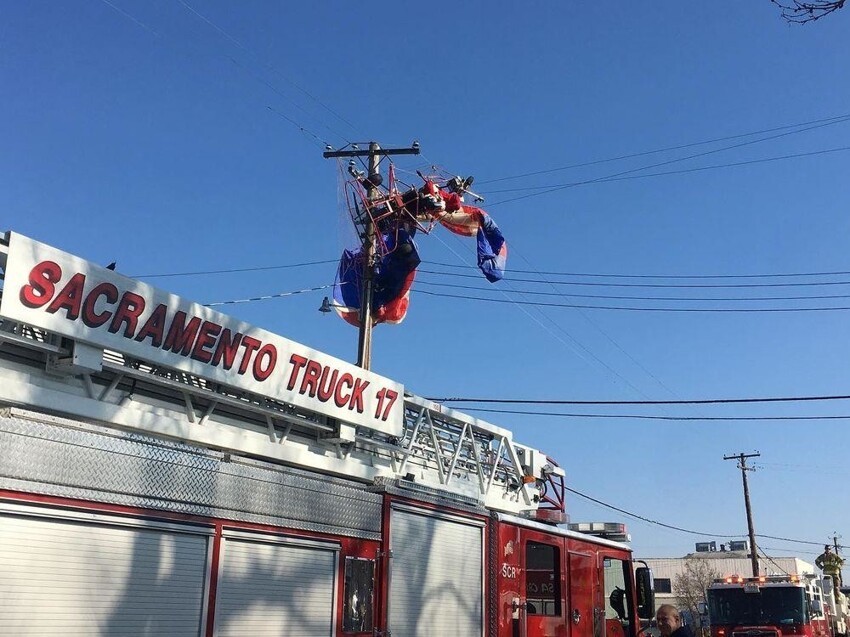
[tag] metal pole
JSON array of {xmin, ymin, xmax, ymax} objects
[{"xmin": 724, "ymin": 452, "xmax": 761, "ymax": 577}]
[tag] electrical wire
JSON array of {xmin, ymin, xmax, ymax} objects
[
  {"xmin": 416, "ymin": 279, "xmax": 850, "ymax": 302},
  {"xmin": 458, "ymin": 408, "xmax": 850, "ymax": 421},
  {"xmin": 419, "ymin": 269, "xmax": 850, "ymax": 289},
  {"xmin": 567, "ymin": 485, "xmax": 844, "ymax": 548},
  {"xmin": 204, "ymin": 283, "xmax": 336, "ymax": 306},
  {"xmin": 414, "ymin": 288, "xmax": 850, "ymax": 312},
  {"xmin": 97, "ymin": 0, "xmax": 346, "ymax": 149},
  {"xmin": 480, "ymin": 112, "xmax": 850, "ymax": 185},
  {"xmin": 486, "ymin": 117, "xmax": 850, "ymax": 206},
  {"xmin": 131, "ymin": 259, "xmax": 336, "ymax": 279},
  {"xmin": 426, "ymin": 261, "xmax": 850, "ymax": 280},
  {"xmin": 425, "ymin": 393, "xmax": 850, "ymax": 406},
  {"xmin": 176, "ymin": 0, "xmax": 361, "ymax": 141},
  {"xmin": 756, "ymin": 546, "xmax": 791, "ymax": 576},
  {"xmin": 486, "ymin": 146, "xmax": 850, "ymax": 196}
]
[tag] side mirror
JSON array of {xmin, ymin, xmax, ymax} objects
[{"xmin": 636, "ymin": 567, "xmax": 656, "ymax": 620}]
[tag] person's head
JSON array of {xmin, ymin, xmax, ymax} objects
[
  {"xmin": 824, "ymin": 545, "xmax": 833, "ymax": 553},
  {"xmin": 656, "ymin": 605, "xmax": 682, "ymax": 637}
]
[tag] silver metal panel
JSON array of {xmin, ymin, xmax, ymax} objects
[
  {"xmin": 388, "ymin": 507, "xmax": 485, "ymax": 637},
  {"xmin": 0, "ymin": 508, "xmax": 209, "ymax": 636},
  {"xmin": 0, "ymin": 409, "xmax": 382, "ymax": 540},
  {"xmin": 214, "ymin": 534, "xmax": 337, "ymax": 637}
]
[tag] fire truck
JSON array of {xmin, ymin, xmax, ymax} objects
[
  {"xmin": 707, "ymin": 574, "xmax": 848, "ymax": 637},
  {"xmin": 0, "ymin": 231, "xmax": 654, "ymax": 636}
]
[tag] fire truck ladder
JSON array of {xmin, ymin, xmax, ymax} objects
[{"xmin": 0, "ymin": 317, "xmax": 565, "ymax": 521}]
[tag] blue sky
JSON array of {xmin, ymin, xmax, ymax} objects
[{"xmin": 2, "ymin": 1, "xmax": 849, "ymax": 570}]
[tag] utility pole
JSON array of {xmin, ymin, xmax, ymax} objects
[
  {"xmin": 323, "ymin": 141, "xmax": 420, "ymax": 370},
  {"xmin": 724, "ymin": 452, "xmax": 761, "ymax": 577}
]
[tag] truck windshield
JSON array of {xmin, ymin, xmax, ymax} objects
[{"xmin": 708, "ymin": 588, "xmax": 806, "ymax": 625}]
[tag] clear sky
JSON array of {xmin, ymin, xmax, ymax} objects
[{"xmin": 2, "ymin": 1, "xmax": 849, "ymax": 575}]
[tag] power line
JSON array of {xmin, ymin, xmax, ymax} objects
[
  {"xmin": 97, "ymin": 0, "xmax": 346, "ymax": 149},
  {"xmin": 180, "ymin": 277, "xmax": 850, "ymax": 312},
  {"xmin": 567, "ymin": 485, "xmax": 843, "ymax": 548},
  {"xmin": 414, "ymin": 288, "xmax": 850, "ymax": 312},
  {"xmin": 480, "ymin": 112, "xmax": 850, "ymax": 185},
  {"xmin": 485, "ymin": 146, "xmax": 850, "ymax": 196},
  {"xmin": 204, "ymin": 283, "xmax": 337, "ymax": 306},
  {"xmin": 417, "ymin": 279, "xmax": 850, "ymax": 302},
  {"xmin": 487, "ymin": 117, "xmax": 850, "ymax": 206},
  {"xmin": 131, "ymin": 259, "xmax": 336, "ymax": 279},
  {"xmin": 566, "ymin": 486, "xmax": 723, "ymax": 536},
  {"xmin": 419, "ymin": 269, "xmax": 850, "ymax": 289},
  {"xmin": 129, "ymin": 253, "xmax": 850, "ymax": 287},
  {"xmin": 459, "ymin": 407, "xmax": 850, "ymax": 421},
  {"xmin": 426, "ymin": 393, "xmax": 850, "ymax": 406},
  {"xmin": 490, "ymin": 124, "xmax": 848, "ymax": 207},
  {"xmin": 175, "ymin": 0, "xmax": 362, "ymax": 138},
  {"xmin": 427, "ymin": 261, "xmax": 850, "ymax": 280}
]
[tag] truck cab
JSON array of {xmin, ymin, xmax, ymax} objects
[{"xmin": 707, "ymin": 575, "xmax": 833, "ymax": 637}]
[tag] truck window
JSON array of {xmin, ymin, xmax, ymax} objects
[
  {"xmin": 526, "ymin": 541, "xmax": 561, "ymax": 616},
  {"xmin": 343, "ymin": 557, "xmax": 375, "ymax": 633},
  {"xmin": 707, "ymin": 587, "xmax": 806, "ymax": 625},
  {"xmin": 603, "ymin": 557, "xmax": 633, "ymax": 637}
]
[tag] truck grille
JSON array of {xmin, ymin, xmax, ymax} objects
[{"xmin": 732, "ymin": 629, "xmax": 780, "ymax": 637}]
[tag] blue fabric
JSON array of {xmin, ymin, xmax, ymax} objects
[
  {"xmin": 334, "ymin": 229, "xmax": 421, "ymax": 313},
  {"xmin": 476, "ymin": 215, "xmax": 506, "ymax": 283}
]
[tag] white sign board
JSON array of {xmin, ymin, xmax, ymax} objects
[{"xmin": 0, "ymin": 232, "xmax": 404, "ymax": 435}]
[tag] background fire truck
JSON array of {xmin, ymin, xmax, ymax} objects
[
  {"xmin": 707, "ymin": 574, "xmax": 849, "ymax": 637},
  {"xmin": 0, "ymin": 231, "xmax": 654, "ymax": 636}
]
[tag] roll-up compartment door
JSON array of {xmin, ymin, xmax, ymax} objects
[
  {"xmin": 388, "ymin": 506, "xmax": 484, "ymax": 637},
  {"xmin": 0, "ymin": 504, "xmax": 212, "ymax": 636},
  {"xmin": 213, "ymin": 531, "xmax": 338, "ymax": 637}
]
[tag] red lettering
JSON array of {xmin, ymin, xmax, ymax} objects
[
  {"xmin": 348, "ymin": 378, "xmax": 369, "ymax": 413},
  {"xmin": 380, "ymin": 389, "xmax": 398, "ymax": 421},
  {"xmin": 134, "ymin": 303, "xmax": 167, "ymax": 346},
  {"xmin": 299, "ymin": 360, "xmax": 323, "ymax": 397},
  {"xmin": 190, "ymin": 320, "xmax": 222, "ymax": 364},
  {"xmin": 287, "ymin": 354, "xmax": 308, "ymax": 390},
  {"xmin": 20, "ymin": 260, "xmax": 61, "ymax": 308},
  {"xmin": 212, "ymin": 329, "xmax": 242, "ymax": 370},
  {"xmin": 334, "ymin": 373, "xmax": 353, "ymax": 408},
  {"xmin": 82, "ymin": 282, "xmax": 118, "ymax": 328},
  {"xmin": 317, "ymin": 367, "xmax": 339, "ymax": 402},
  {"xmin": 108, "ymin": 292, "xmax": 146, "ymax": 337},
  {"xmin": 237, "ymin": 336, "xmax": 261, "ymax": 374},
  {"xmin": 46, "ymin": 272, "xmax": 86, "ymax": 320},
  {"xmin": 252, "ymin": 344, "xmax": 277, "ymax": 381},
  {"xmin": 163, "ymin": 311, "xmax": 201, "ymax": 355}
]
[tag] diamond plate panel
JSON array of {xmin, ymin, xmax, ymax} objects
[{"xmin": 0, "ymin": 411, "xmax": 382, "ymax": 540}]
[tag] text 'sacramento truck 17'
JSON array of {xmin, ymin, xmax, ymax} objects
[
  {"xmin": 0, "ymin": 231, "xmax": 654, "ymax": 637},
  {"xmin": 707, "ymin": 574, "xmax": 849, "ymax": 637}
]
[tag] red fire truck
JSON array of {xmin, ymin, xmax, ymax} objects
[
  {"xmin": 0, "ymin": 231, "xmax": 654, "ymax": 636},
  {"xmin": 707, "ymin": 574, "xmax": 847, "ymax": 637}
]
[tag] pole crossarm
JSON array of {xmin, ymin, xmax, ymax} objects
[{"xmin": 323, "ymin": 142, "xmax": 420, "ymax": 159}]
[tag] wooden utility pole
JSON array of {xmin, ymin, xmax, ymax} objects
[
  {"xmin": 323, "ymin": 141, "xmax": 420, "ymax": 369},
  {"xmin": 724, "ymin": 452, "xmax": 761, "ymax": 576}
]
